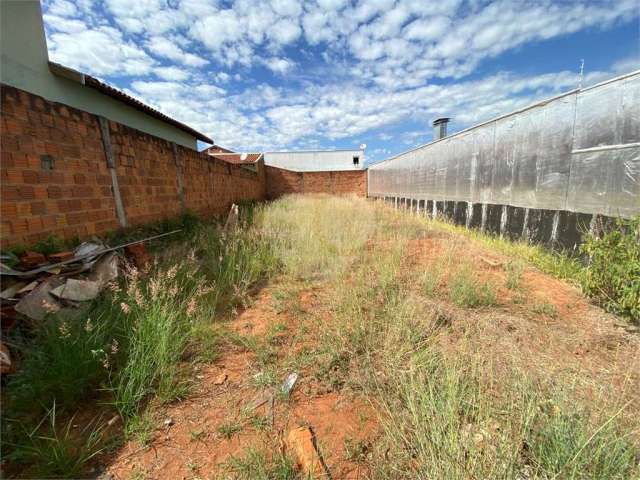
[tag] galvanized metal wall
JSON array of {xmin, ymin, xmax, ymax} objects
[{"xmin": 368, "ymin": 71, "xmax": 640, "ymax": 218}]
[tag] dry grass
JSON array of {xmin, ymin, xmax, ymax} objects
[{"xmin": 277, "ymin": 195, "xmax": 639, "ymax": 479}]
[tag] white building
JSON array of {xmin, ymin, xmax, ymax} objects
[{"xmin": 264, "ymin": 149, "xmax": 366, "ymax": 172}]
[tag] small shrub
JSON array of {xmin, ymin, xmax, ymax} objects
[
  {"xmin": 505, "ymin": 260, "xmax": 525, "ymax": 290},
  {"xmin": 449, "ymin": 268, "xmax": 497, "ymax": 308},
  {"xmin": 581, "ymin": 217, "xmax": 640, "ymax": 322},
  {"xmin": 532, "ymin": 301, "xmax": 558, "ymax": 318}
]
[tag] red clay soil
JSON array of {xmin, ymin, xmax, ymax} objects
[
  {"xmin": 104, "ymin": 288, "xmax": 378, "ymax": 480},
  {"xmin": 104, "ymin": 233, "xmax": 639, "ymax": 479}
]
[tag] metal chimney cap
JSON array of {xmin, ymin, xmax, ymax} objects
[{"xmin": 432, "ymin": 117, "xmax": 450, "ymax": 126}]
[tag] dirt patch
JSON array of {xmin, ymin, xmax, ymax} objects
[{"xmin": 104, "ymin": 285, "xmax": 378, "ymax": 480}]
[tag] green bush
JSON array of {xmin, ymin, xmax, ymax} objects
[{"xmin": 581, "ymin": 217, "xmax": 640, "ymax": 322}]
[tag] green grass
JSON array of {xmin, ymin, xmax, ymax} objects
[
  {"xmin": 448, "ymin": 266, "xmax": 497, "ymax": 308},
  {"xmin": 2, "ymin": 209, "xmax": 276, "ymax": 478},
  {"xmin": 217, "ymin": 420, "xmax": 243, "ymax": 439},
  {"xmin": 297, "ymin": 197, "xmax": 638, "ymax": 479},
  {"xmin": 4, "ymin": 403, "xmax": 106, "ymax": 479},
  {"xmin": 3, "ymin": 196, "xmax": 637, "ymax": 478},
  {"xmin": 531, "ymin": 301, "xmax": 558, "ymax": 318},
  {"xmin": 225, "ymin": 447, "xmax": 298, "ymax": 480}
]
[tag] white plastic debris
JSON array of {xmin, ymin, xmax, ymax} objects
[{"xmin": 281, "ymin": 372, "xmax": 299, "ymax": 395}]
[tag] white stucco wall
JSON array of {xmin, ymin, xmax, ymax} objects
[
  {"xmin": 0, "ymin": 0, "xmax": 198, "ymax": 149},
  {"xmin": 264, "ymin": 150, "xmax": 366, "ymax": 172}
]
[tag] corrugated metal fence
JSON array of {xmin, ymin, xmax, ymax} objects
[{"xmin": 368, "ymin": 71, "xmax": 640, "ymax": 219}]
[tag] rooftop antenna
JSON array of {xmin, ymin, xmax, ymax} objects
[
  {"xmin": 359, "ymin": 143, "xmax": 367, "ymax": 150},
  {"xmin": 578, "ymin": 59, "xmax": 585, "ymax": 89}
]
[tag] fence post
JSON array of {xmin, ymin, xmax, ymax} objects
[{"xmin": 98, "ymin": 116, "xmax": 127, "ymax": 228}]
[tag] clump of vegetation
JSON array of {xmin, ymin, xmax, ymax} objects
[
  {"xmin": 2, "ymin": 210, "xmax": 276, "ymax": 478},
  {"xmin": 448, "ymin": 266, "xmax": 497, "ymax": 308},
  {"xmin": 225, "ymin": 447, "xmax": 298, "ymax": 480},
  {"xmin": 532, "ymin": 300, "xmax": 558, "ymax": 318},
  {"xmin": 581, "ymin": 217, "xmax": 640, "ymax": 322},
  {"xmin": 505, "ymin": 259, "xmax": 525, "ymax": 290}
]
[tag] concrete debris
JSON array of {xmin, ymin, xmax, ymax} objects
[
  {"xmin": 1, "ymin": 232, "xmax": 180, "ymax": 327},
  {"xmin": 213, "ymin": 372, "xmax": 228, "ymax": 385},
  {"xmin": 286, "ymin": 426, "xmax": 329, "ymax": 478},
  {"xmin": 18, "ymin": 281, "xmax": 39, "ymax": 294},
  {"xmin": 89, "ymin": 253, "xmax": 119, "ymax": 286},
  {"xmin": 281, "ymin": 372, "xmax": 299, "ymax": 395},
  {"xmin": 0, "ymin": 282, "xmax": 27, "ymax": 300},
  {"xmin": 0, "ymin": 342, "xmax": 14, "ymax": 374},
  {"xmin": 14, "ymin": 277, "xmax": 64, "ymax": 321},
  {"xmin": 47, "ymin": 251, "xmax": 74, "ymax": 263},
  {"xmin": 1, "ymin": 230, "xmax": 180, "ymax": 279},
  {"xmin": 51, "ymin": 278, "xmax": 102, "ymax": 302},
  {"xmin": 20, "ymin": 251, "xmax": 46, "ymax": 268}
]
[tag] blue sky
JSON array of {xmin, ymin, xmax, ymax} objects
[{"xmin": 42, "ymin": 0, "xmax": 639, "ymax": 163}]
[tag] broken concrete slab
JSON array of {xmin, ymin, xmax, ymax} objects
[
  {"xmin": 15, "ymin": 277, "xmax": 64, "ymax": 321},
  {"xmin": 0, "ymin": 281, "xmax": 27, "ymax": 300},
  {"xmin": 20, "ymin": 251, "xmax": 46, "ymax": 268},
  {"xmin": 88, "ymin": 252, "xmax": 119, "ymax": 286},
  {"xmin": 51, "ymin": 278, "xmax": 102, "ymax": 302}
]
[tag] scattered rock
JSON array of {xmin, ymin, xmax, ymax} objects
[
  {"xmin": 213, "ymin": 372, "xmax": 228, "ymax": 385},
  {"xmin": 47, "ymin": 251, "xmax": 74, "ymax": 263},
  {"xmin": 20, "ymin": 251, "xmax": 46, "ymax": 268},
  {"xmin": 125, "ymin": 243, "xmax": 151, "ymax": 269},
  {"xmin": 51, "ymin": 278, "xmax": 102, "ymax": 302},
  {"xmin": 107, "ymin": 415, "xmax": 120, "ymax": 427},
  {"xmin": 164, "ymin": 418, "xmax": 174, "ymax": 427},
  {"xmin": 286, "ymin": 426, "xmax": 328, "ymax": 478},
  {"xmin": 89, "ymin": 253, "xmax": 119, "ymax": 286},
  {"xmin": 14, "ymin": 277, "xmax": 64, "ymax": 321},
  {"xmin": 0, "ymin": 282, "xmax": 27, "ymax": 300}
]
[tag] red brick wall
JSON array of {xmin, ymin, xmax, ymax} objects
[
  {"xmin": 1, "ymin": 84, "xmax": 265, "ymax": 248},
  {"xmin": 265, "ymin": 166, "xmax": 367, "ymax": 199}
]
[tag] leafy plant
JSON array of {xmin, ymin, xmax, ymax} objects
[{"xmin": 581, "ymin": 217, "xmax": 640, "ymax": 322}]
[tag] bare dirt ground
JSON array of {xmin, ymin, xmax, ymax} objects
[{"xmin": 104, "ymin": 231, "xmax": 639, "ymax": 480}]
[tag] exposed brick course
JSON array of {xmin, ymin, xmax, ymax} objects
[
  {"xmin": 265, "ymin": 166, "xmax": 367, "ymax": 199},
  {"xmin": 1, "ymin": 85, "xmax": 266, "ymax": 248}
]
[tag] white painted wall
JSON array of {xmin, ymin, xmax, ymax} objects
[{"xmin": 264, "ymin": 150, "xmax": 365, "ymax": 172}]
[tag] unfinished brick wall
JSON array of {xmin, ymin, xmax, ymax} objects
[
  {"xmin": 265, "ymin": 166, "xmax": 367, "ymax": 199},
  {"xmin": 1, "ymin": 84, "xmax": 265, "ymax": 248}
]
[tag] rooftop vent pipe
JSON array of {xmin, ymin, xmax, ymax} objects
[{"xmin": 432, "ymin": 117, "xmax": 450, "ymax": 140}]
